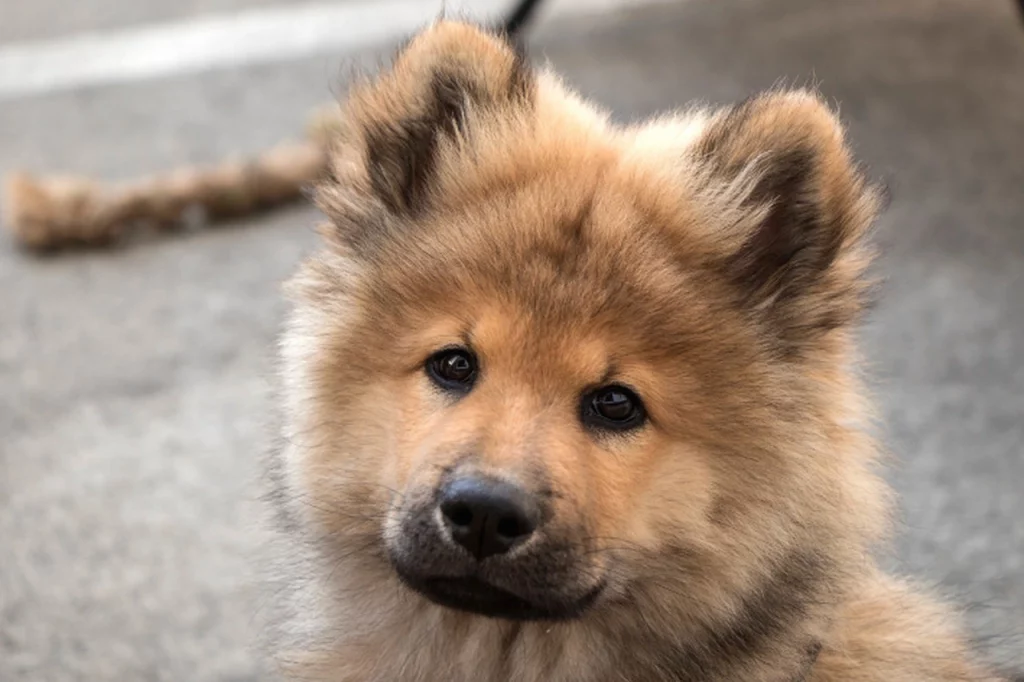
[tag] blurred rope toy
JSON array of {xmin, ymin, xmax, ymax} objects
[
  {"xmin": 0, "ymin": 0, "xmax": 545, "ymax": 252},
  {"xmin": 2, "ymin": 108, "xmax": 340, "ymax": 251}
]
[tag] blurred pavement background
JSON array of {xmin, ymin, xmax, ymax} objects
[{"xmin": 0, "ymin": 0, "xmax": 1022, "ymax": 680}]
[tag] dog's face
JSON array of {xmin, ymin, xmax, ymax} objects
[
  {"xmin": 280, "ymin": 22, "xmax": 885, "ymax": 627},
  {"xmin": 355, "ymin": 190, "xmax": 740, "ymax": 621}
]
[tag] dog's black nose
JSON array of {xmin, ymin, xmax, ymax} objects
[{"xmin": 439, "ymin": 477, "xmax": 539, "ymax": 560}]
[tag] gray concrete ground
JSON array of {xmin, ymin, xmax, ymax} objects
[
  {"xmin": 0, "ymin": 0, "xmax": 398, "ymax": 44},
  {"xmin": 1, "ymin": 0, "xmax": 1022, "ymax": 680}
]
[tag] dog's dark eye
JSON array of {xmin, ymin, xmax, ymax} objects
[
  {"xmin": 426, "ymin": 348, "xmax": 478, "ymax": 392},
  {"xmin": 582, "ymin": 385, "xmax": 645, "ymax": 431}
]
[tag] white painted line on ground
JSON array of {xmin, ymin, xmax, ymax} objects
[{"xmin": 0, "ymin": 0, "xmax": 668, "ymax": 100}]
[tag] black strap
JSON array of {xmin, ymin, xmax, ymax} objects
[{"xmin": 501, "ymin": 0, "xmax": 544, "ymax": 37}]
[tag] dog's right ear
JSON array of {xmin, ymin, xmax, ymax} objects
[{"xmin": 318, "ymin": 21, "xmax": 533, "ymax": 248}]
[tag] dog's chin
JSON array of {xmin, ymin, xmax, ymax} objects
[{"xmin": 397, "ymin": 572, "xmax": 605, "ymax": 621}]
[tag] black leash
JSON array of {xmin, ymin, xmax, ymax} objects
[{"xmin": 501, "ymin": 0, "xmax": 546, "ymax": 37}]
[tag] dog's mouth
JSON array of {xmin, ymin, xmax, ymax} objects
[{"xmin": 401, "ymin": 575, "xmax": 605, "ymax": 621}]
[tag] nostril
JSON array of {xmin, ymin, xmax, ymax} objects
[
  {"xmin": 496, "ymin": 515, "xmax": 528, "ymax": 539},
  {"xmin": 442, "ymin": 500, "xmax": 474, "ymax": 528}
]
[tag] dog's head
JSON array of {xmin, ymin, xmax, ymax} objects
[{"xmin": 280, "ymin": 22, "xmax": 887, "ymax": 625}]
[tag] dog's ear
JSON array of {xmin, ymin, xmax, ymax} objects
[
  {"xmin": 319, "ymin": 21, "xmax": 532, "ymax": 244},
  {"xmin": 692, "ymin": 91, "xmax": 882, "ymax": 356}
]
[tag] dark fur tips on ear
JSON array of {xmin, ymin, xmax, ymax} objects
[
  {"xmin": 723, "ymin": 146, "xmax": 840, "ymax": 305},
  {"xmin": 364, "ymin": 71, "xmax": 479, "ymax": 215},
  {"xmin": 328, "ymin": 21, "xmax": 534, "ymax": 223},
  {"xmin": 694, "ymin": 91, "xmax": 881, "ymax": 355}
]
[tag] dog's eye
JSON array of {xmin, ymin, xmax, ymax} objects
[
  {"xmin": 582, "ymin": 385, "xmax": 646, "ymax": 431},
  {"xmin": 426, "ymin": 348, "xmax": 478, "ymax": 392}
]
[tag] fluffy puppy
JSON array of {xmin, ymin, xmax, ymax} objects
[{"xmin": 264, "ymin": 20, "xmax": 1015, "ymax": 682}]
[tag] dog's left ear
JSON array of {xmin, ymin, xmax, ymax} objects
[
  {"xmin": 319, "ymin": 21, "xmax": 533, "ymax": 249},
  {"xmin": 693, "ymin": 91, "xmax": 882, "ymax": 356}
]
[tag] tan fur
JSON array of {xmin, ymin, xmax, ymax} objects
[{"xmin": 265, "ymin": 20, "xmax": 1011, "ymax": 682}]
